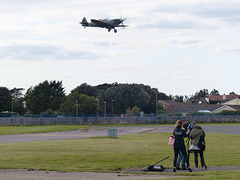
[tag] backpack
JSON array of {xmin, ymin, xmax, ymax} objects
[{"xmin": 198, "ymin": 136, "xmax": 206, "ymax": 151}]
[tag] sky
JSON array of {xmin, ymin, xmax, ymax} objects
[{"xmin": 1, "ymin": 0, "xmax": 240, "ymax": 96}]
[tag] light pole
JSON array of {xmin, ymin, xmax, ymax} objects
[
  {"xmin": 76, "ymin": 100, "xmax": 78, "ymax": 117},
  {"xmin": 96, "ymin": 99, "xmax": 99, "ymax": 115},
  {"xmin": 112, "ymin": 100, "xmax": 114, "ymax": 117},
  {"xmin": 11, "ymin": 98, "xmax": 14, "ymax": 123},
  {"xmin": 104, "ymin": 101, "xmax": 106, "ymax": 117},
  {"xmin": 156, "ymin": 94, "xmax": 158, "ymax": 115}
]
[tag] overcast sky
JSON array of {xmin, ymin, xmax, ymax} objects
[{"xmin": 1, "ymin": 0, "xmax": 240, "ymax": 96}]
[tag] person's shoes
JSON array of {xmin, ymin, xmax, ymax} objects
[
  {"xmin": 187, "ymin": 166, "xmax": 192, "ymax": 172},
  {"xmin": 173, "ymin": 168, "xmax": 176, "ymax": 172},
  {"xmin": 176, "ymin": 167, "xmax": 181, "ymax": 170},
  {"xmin": 201, "ymin": 165, "xmax": 207, "ymax": 171},
  {"xmin": 181, "ymin": 167, "xmax": 187, "ymax": 170}
]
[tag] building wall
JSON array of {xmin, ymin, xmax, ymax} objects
[
  {"xmin": 213, "ymin": 106, "xmax": 236, "ymax": 114},
  {"xmin": 224, "ymin": 98, "xmax": 240, "ymax": 105}
]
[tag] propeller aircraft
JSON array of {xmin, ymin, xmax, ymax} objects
[{"xmin": 80, "ymin": 17, "xmax": 127, "ymax": 33}]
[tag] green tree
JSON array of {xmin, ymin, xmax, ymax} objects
[
  {"xmin": 174, "ymin": 95, "xmax": 184, "ymax": 102},
  {"xmin": 10, "ymin": 88, "xmax": 26, "ymax": 114},
  {"xmin": 94, "ymin": 83, "xmax": 171, "ymax": 114},
  {"xmin": 158, "ymin": 92, "xmax": 170, "ymax": 100},
  {"xmin": 10, "ymin": 88, "xmax": 24, "ymax": 99},
  {"xmin": 125, "ymin": 105, "xmax": 141, "ymax": 116},
  {"xmin": 96, "ymin": 82, "xmax": 119, "ymax": 91},
  {"xmin": 190, "ymin": 88, "xmax": 209, "ymax": 100},
  {"xmin": 140, "ymin": 85, "xmax": 158, "ymax": 113},
  {"xmin": 0, "ymin": 87, "xmax": 11, "ymax": 112},
  {"xmin": 157, "ymin": 102, "xmax": 165, "ymax": 114},
  {"xmin": 12, "ymin": 98, "xmax": 26, "ymax": 114},
  {"xmin": 68, "ymin": 82, "xmax": 170, "ymax": 114},
  {"xmin": 210, "ymin": 89, "xmax": 220, "ymax": 95},
  {"xmin": 97, "ymin": 84, "xmax": 151, "ymax": 114},
  {"xmin": 71, "ymin": 83, "xmax": 97, "ymax": 97},
  {"xmin": 59, "ymin": 91, "xmax": 97, "ymax": 114},
  {"xmin": 25, "ymin": 80, "xmax": 65, "ymax": 114},
  {"xmin": 198, "ymin": 89, "xmax": 209, "ymax": 98},
  {"xmin": 49, "ymin": 81, "xmax": 65, "ymax": 111}
]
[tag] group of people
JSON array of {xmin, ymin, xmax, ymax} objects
[{"xmin": 172, "ymin": 120, "xmax": 207, "ymax": 172}]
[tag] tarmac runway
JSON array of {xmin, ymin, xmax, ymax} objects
[{"xmin": 0, "ymin": 125, "xmax": 239, "ymax": 144}]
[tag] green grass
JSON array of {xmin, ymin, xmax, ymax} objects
[
  {"xmin": 0, "ymin": 126, "xmax": 239, "ymax": 179},
  {"xmin": 0, "ymin": 133, "xmax": 239, "ymax": 172}
]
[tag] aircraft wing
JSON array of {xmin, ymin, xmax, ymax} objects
[
  {"xmin": 91, "ymin": 19, "xmax": 111, "ymax": 28},
  {"xmin": 117, "ymin": 24, "xmax": 128, "ymax": 27}
]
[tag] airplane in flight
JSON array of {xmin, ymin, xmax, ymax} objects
[{"xmin": 80, "ymin": 17, "xmax": 127, "ymax": 33}]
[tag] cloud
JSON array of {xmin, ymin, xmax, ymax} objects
[
  {"xmin": 0, "ymin": 0, "xmax": 240, "ymax": 96},
  {"xmin": 0, "ymin": 44, "xmax": 98, "ymax": 61},
  {"xmin": 191, "ymin": 2, "xmax": 240, "ymax": 20},
  {"xmin": 218, "ymin": 48, "xmax": 240, "ymax": 52},
  {"xmin": 133, "ymin": 1, "xmax": 240, "ymax": 31},
  {"xmin": 169, "ymin": 37, "xmax": 201, "ymax": 48}
]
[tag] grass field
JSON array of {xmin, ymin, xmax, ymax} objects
[{"xmin": 0, "ymin": 125, "xmax": 239, "ymax": 179}]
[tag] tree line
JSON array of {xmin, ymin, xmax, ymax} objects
[{"xmin": 0, "ymin": 81, "xmax": 237, "ymax": 115}]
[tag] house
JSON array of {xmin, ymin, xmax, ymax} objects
[
  {"xmin": 179, "ymin": 104, "xmax": 222, "ymax": 114},
  {"xmin": 159, "ymin": 94, "xmax": 240, "ymax": 114},
  {"xmin": 191, "ymin": 97, "xmax": 209, "ymax": 105},
  {"xmin": 223, "ymin": 98, "xmax": 240, "ymax": 105},
  {"xmin": 211, "ymin": 105, "xmax": 237, "ymax": 114},
  {"xmin": 208, "ymin": 94, "xmax": 240, "ymax": 104},
  {"xmin": 158, "ymin": 100, "xmax": 183, "ymax": 114}
]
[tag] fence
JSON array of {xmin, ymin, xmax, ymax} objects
[{"xmin": 0, "ymin": 113, "xmax": 239, "ymax": 126}]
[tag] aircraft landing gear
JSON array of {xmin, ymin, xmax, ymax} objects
[{"xmin": 107, "ymin": 28, "xmax": 117, "ymax": 33}]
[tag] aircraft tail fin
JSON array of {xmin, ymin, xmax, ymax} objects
[{"xmin": 80, "ymin": 17, "xmax": 89, "ymax": 27}]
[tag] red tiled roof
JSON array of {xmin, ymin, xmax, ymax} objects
[
  {"xmin": 209, "ymin": 95, "xmax": 240, "ymax": 101},
  {"xmin": 159, "ymin": 98, "xmax": 240, "ymax": 114}
]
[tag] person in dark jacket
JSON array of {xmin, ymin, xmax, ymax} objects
[
  {"xmin": 173, "ymin": 120, "xmax": 191, "ymax": 172},
  {"xmin": 176, "ymin": 121, "xmax": 189, "ymax": 170},
  {"xmin": 189, "ymin": 123, "xmax": 207, "ymax": 170}
]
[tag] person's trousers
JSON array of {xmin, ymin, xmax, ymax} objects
[
  {"xmin": 176, "ymin": 150, "xmax": 186, "ymax": 168},
  {"xmin": 193, "ymin": 150, "xmax": 206, "ymax": 168},
  {"xmin": 173, "ymin": 144, "xmax": 189, "ymax": 167}
]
